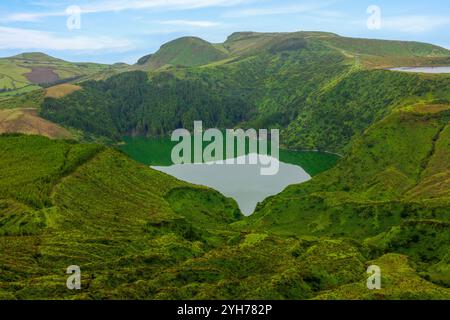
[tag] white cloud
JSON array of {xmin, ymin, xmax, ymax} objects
[
  {"xmin": 2, "ymin": 12, "xmax": 64, "ymax": 22},
  {"xmin": 223, "ymin": 3, "xmax": 328, "ymax": 18},
  {"xmin": 381, "ymin": 15, "xmax": 450, "ymax": 33},
  {"xmin": 3, "ymin": 0, "xmax": 248, "ymax": 22},
  {"xmin": 158, "ymin": 20, "xmax": 220, "ymax": 27},
  {"xmin": 82, "ymin": 0, "xmax": 247, "ymax": 13},
  {"xmin": 313, "ymin": 10, "xmax": 346, "ymax": 18},
  {"xmin": 0, "ymin": 26, "xmax": 133, "ymax": 51}
]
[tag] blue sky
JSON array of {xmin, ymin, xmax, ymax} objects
[{"xmin": 0, "ymin": 0, "xmax": 449, "ymax": 64}]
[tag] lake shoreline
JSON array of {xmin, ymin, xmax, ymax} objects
[{"xmin": 388, "ymin": 66, "xmax": 450, "ymax": 74}]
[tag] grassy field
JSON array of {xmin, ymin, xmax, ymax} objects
[
  {"xmin": 0, "ymin": 135, "xmax": 244, "ymax": 299},
  {"xmin": 44, "ymin": 84, "xmax": 82, "ymax": 99},
  {"xmin": 139, "ymin": 37, "xmax": 228, "ymax": 70},
  {"xmin": 0, "ymin": 109, "xmax": 73, "ymax": 139},
  {"xmin": 0, "ymin": 52, "xmax": 116, "ymax": 99}
]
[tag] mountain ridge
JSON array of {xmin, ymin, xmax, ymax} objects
[
  {"xmin": 136, "ymin": 31, "xmax": 450, "ymax": 69},
  {"xmin": 40, "ymin": 31, "xmax": 450, "ymax": 153}
]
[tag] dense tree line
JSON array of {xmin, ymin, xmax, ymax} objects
[
  {"xmin": 41, "ymin": 46, "xmax": 450, "ymax": 152},
  {"xmin": 41, "ymin": 71, "xmax": 256, "ymax": 139}
]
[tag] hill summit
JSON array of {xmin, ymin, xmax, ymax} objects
[{"xmin": 139, "ymin": 36, "xmax": 228, "ymax": 70}]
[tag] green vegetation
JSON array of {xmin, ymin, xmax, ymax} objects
[
  {"xmin": 1, "ymin": 101, "xmax": 449, "ymax": 299},
  {"xmin": 0, "ymin": 31, "xmax": 449, "ymax": 300},
  {"xmin": 0, "ymin": 134, "xmax": 243, "ymax": 299},
  {"xmin": 0, "ymin": 52, "xmax": 120, "ymax": 100},
  {"xmin": 246, "ymin": 104, "xmax": 450, "ymax": 292},
  {"xmin": 119, "ymin": 136, "xmax": 339, "ymax": 176},
  {"xmin": 41, "ymin": 71, "xmax": 254, "ymax": 139},
  {"xmin": 0, "ymin": 89, "xmax": 45, "ymax": 109},
  {"xmin": 40, "ymin": 32, "xmax": 450, "ymax": 154},
  {"xmin": 139, "ymin": 37, "xmax": 228, "ymax": 70},
  {"xmin": 249, "ymin": 104, "xmax": 450, "ymax": 233}
]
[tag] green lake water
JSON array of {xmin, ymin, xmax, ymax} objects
[
  {"xmin": 119, "ymin": 137, "xmax": 340, "ymax": 215},
  {"xmin": 119, "ymin": 136, "xmax": 339, "ymax": 176}
]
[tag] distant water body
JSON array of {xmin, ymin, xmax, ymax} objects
[{"xmin": 389, "ymin": 66, "xmax": 450, "ymax": 74}]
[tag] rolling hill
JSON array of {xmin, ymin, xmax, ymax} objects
[
  {"xmin": 40, "ymin": 32, "xmax": 450, "ymax": 152},
  {"xmin": 0, "ymin": 52, "xmax": 119, "ymax": 100},
  {"xmin": 248, "ymin": 103, "xmax": 450, "ymax": 287},
  {"xmin": 1, "ymin": 104, "xmax": 449, "ymax": 299},
  {"xmin": 136, "ymin": 31, "xmax": 450, "ymax": 69},
  {"xmin": 137, "ymin": 37, "xmax": 228, "ymax": 70},
  {"xmin": 0, "ymin": 108, "xmax": 73, "ymax": 139}
]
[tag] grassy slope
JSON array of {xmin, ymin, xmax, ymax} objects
[
  {"xmin": 1, "ymin": 118, "xmax": 449, "ymax": 299},
  {"xmin": 246, "ymin": 104, "xmax": 450, "ymax": 289},
  {"xmin": 315, "ymin": 253, "xmax": 450, "ymax": 300},
  {"xmin": 39, "ymin": 32, "xmax": 450, "ymax": 153},
  {"xmin": 318, "ymin": 35, "xmax": 450, "ymax": 68},
  {"xmin": 141, "ymin": 37, "xmax": 229, "ymax": 70},
  {"xmin": 249, "ymin": 104, "xmax": 450, "ymax": 234},
  {"xmin": 0, "ymin": 109, "xmax": 73, "ymax": 139},
  {"xmin": 0, "ymin": 52, "xmax": 113, "ymax": 100},
  {"xmin": 45, "ymin": 84, "xmax": 82, "ymax": 99},
  {"xmin": 0, "ymin": 135, "xmax": 243, "ymax": 299}
]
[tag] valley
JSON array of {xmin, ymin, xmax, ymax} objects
[{"xmin": 0, "ymin": 31, "xmax": 449, "ymax": 300}]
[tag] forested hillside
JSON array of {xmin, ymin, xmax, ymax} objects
[
  {"xmin": 248, "ymin": 103, "xmax": 450, "ymax": 290},
  {"xmin": 41, "ymin": 71, "xmax": 254, "ymax": 139},
  {"xmin": 40, "ymin": 32, "xmax": 450, "ymax": 152}
]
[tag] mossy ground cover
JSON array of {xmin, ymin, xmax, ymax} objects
[
  {"xmin": 246, "ymin": 104, "xmax": 449, "ymax": 295},
  {"xmin": 0, "ymin": 134, "xmax": 244, "ymax": 299}
]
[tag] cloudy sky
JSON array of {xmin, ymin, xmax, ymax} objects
[{"xmin": 0, "ymin": 0, "xmax": 449, "ymax": 64}]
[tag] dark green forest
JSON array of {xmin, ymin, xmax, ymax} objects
[{"xmin": 41, "ymin": 33, "xmax": 450, "ymax": 152}]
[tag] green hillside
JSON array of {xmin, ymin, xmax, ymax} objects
[
  {"xmin": 247, "ymin": 103, "xmax": 450, "ymax": 287},
  {"xmin": 0, "ymin": 134, "xmax": 243, "ymax": 299},
  {"xmin": 249, "ymin": 104, "xmax": 450, "ymax": 233},
  {"xmin": 0, "ymin": 31, "xmax": 449, "ymax": 300},
  {"xmin": 0, "ymin": 52, "xmax": 116, "ymax": 100},
  {"xmin": 1, "ymin": 132, "xmax": 448, "ymax": 299},
  {"xmin": 317, "ymin": 36, "xmax": 450, "ymax": 68},
  {"xmin": 139, "ymin": 37, "xmax": 229, "ymax": 70},
  {"xmin": 41, "ymin": 32, "xmax": 450, "ymax": 152}
]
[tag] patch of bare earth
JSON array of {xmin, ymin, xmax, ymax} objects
[
  {"xmin": 24, "ymin": 68, "xmax": 59, "ymax": 84},
  {"xmin": 0, "ymin": 108, "xmax": 73, "ymax": 139},
  {"xmin": 411, "ymin": 104, "xmax": 450, "ymax": 114},
  {"xmin": 45, "ymin": 84, "xmax": 81, "ymax": 99}
]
